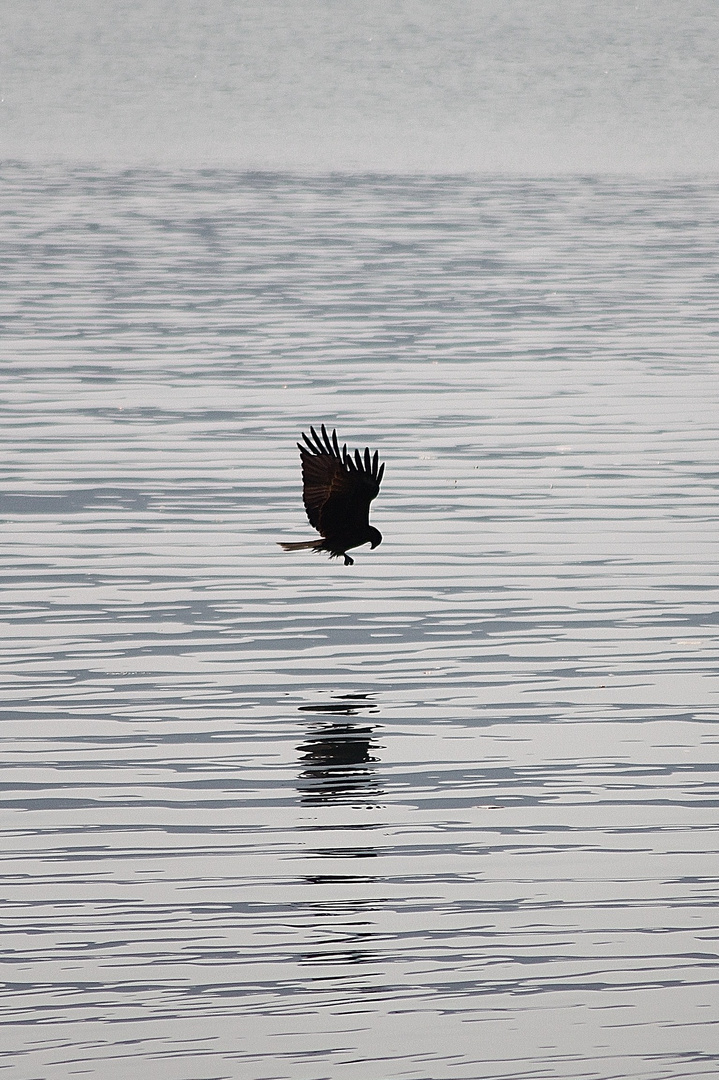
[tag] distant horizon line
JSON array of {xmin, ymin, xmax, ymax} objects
[{"xmin": 2, "ymin": 158, "xmax": 718, "ymax": 182}]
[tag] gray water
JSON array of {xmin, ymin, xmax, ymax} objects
[
  {"xmin": 3, "ymin": 0, "xmax": 719, "ymax": 173},
  {"xmin": 1, "ymin": 166, "xmax": 718, "ymax": 1079}
]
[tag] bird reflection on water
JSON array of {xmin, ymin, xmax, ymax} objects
[{"xmin": 297, "ymin": 694, "xmax": 383, "ymax": 806}]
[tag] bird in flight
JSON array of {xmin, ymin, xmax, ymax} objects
[{"xmin": 279, "ymin": 425, "xmax": 385, "ymax": 566}]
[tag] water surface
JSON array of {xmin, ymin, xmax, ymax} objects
[{"xmin": 1, "ymin": 167, "xmax": 718, "ymax": 1079}]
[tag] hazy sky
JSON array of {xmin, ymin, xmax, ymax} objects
[{"xmin": 2, "ymin": 0, "xmax": 717, "ymax": 172}]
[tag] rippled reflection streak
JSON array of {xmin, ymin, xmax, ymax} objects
[{"xmin": 297, "ymin": 694, "xmax": 382, "ymax": 805}]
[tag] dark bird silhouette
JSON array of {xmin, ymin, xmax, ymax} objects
[{"xmin": 279, "ymin": 425, "xmax": 385, "ymax": 566}]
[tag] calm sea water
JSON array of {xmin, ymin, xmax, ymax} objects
[
  {"xmin": 3, "ymin": 0, "xmax": 719, "ymax": 173},
  {"xmin": 1, "ymin": 166, "xmax": 718, "ymax": 1079}
]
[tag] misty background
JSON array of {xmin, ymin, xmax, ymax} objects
[{"xmin": 2, "ymin": 0, "xmax": 717, "ymax": 173}]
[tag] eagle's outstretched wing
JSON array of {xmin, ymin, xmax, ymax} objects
[{"xmin": 298, "ymin": 425, "xmax": 384, "ymax": 540}]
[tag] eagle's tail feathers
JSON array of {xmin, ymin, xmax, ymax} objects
[{"xmin": 278, "ymin": 540, "xmax": 322, "ymax": 552}]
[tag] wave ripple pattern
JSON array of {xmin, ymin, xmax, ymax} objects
[{"xmin": 1, "ymin": 167, "xmax": 718, "ymax": 1080}]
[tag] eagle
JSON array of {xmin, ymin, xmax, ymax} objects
[{"xmin": 279, "ymin": 425, "xmax": 385, "ymax": 566}]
